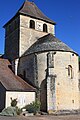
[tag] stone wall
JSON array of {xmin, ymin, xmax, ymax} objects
[
  {"xmin": 18, "ymin": 54, "xmax": 37, "ymax": 86},
  {"xmin": 18, "ymin": 50, "xmax": 79, "ymax": 111},
  {"xmin": 4, "ymin": 14, "xmax": 55, "ymax": 60},
  {"xmin": 4, "ymin": 16, "xmax": 19, "ymax": 61},
  {"xmin": 19, "ymin": 15, "xmax": 54, "ymax": 56},
  {"xmin": 37, "ymin": 52, "xmax": 47, "ymax": 86},
  {"xmin": 54, "ymin": 52, "xmax": 79, "ymax": 110}
]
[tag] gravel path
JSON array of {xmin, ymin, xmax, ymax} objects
[{"xmin": 0, "ymin": 115, "xmax": 80, "ymax": 120}]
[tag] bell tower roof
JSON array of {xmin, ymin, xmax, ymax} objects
[
  {"xmin": 18, "ymin": 0, "xmax": 56, "ymax": 24},
  {"xmin": 4, "ymin": 0, "xmax": 56, "ymax": 27}
]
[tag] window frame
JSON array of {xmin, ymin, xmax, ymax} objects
[
  {"xmin": 68, "ymin": 65, "xmax": 73, "ymax": 79},
  {"xmin": 43, "ymin": 24, "xmax": 48, "ymax": 32},
  {"xmin": 30, "ymin": 20, "xmax": 35, "ymax": 29}
]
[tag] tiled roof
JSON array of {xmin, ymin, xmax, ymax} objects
[
  {"xmin": 18, "ymin": 1, "xmax": 56, "ymax": 24},
  {"xmin": 23, "ymin": 33, "xmax": 77, "ymax": 56},
  {"xmin": 4, "ymin": 1, "xmax": 56, "ymax": 27},
  {"xmin": 0, "ymin": 58, "xmax": 35, "ymax": 91}
]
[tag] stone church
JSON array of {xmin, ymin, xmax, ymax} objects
[{"xmin": 0, "ymin": 0, "xmax": 80, "ymax": 113}]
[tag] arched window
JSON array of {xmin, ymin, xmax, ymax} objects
[
  {"xmin": 30, "ymin": 20, "xmax": 35, "ymax": 29},
  {"xmin": 43, "ymin": 24, "xmax": 47, "ymax": 32},
  {"xmin": 68, "ymin": 65, "xmax": 73, "ymax": 79}
]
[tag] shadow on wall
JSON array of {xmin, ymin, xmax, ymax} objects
[{"xmin": 0, "ymin": 83, "xmax": 6, "ymax": 112}]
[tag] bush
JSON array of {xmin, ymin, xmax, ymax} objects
[
  {"xmin": 16, "ymin": 107, "xmax": 22, "ymax": 115},
  {"xmin": 23, "ymin": 98, "xmax": 41, "ymax": 114}
]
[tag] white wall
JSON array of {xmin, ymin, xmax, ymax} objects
[{"xmin": 6, "ymin": 91, "xmax": 35, "ymax": 108}]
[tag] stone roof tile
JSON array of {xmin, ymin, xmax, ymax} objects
[
  {"xmin": 4, "ymin": 1, "xmax": 56, "ymax": 27},
  {"xmin": 23, "ymin": 33, "xmax": 77, "ymax": 56},
  {"xmin": 18, "ymin": 1, "xmax": 56, "ymax": 24}
]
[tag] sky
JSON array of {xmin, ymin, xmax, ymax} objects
[{"xmin": 0, "ymin": 0, "xmax": 80, "ymax": 55}]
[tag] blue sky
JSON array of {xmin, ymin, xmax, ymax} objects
[{"xmin": 0, "ymin": 0, "xmax": 80, "ymax": 55}]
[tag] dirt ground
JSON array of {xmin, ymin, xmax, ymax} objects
[{"xmin": 0, "ymin": 114, "xmax": 80, "ymax": 120}]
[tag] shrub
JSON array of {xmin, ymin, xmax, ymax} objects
[
  {"xmin": 23, "ymin": 98, "xmax": 41, "ymax": 114},
  {"xmin": 16, "ymin": 107, "xmax": 22, "ymax": 115}
]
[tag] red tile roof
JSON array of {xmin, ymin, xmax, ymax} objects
[{"xmin": 0, "ymin": 58, "xmax": 36, "ymax": 91}]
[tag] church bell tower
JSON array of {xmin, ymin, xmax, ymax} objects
[{"xmin": 4, "ymin": 0, "xmax": 56, "ymax": 61}]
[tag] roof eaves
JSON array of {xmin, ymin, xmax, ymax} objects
[
  {"xmin": 19, "ymin": 11, "xmax": 56, "ymax": 25},
  {"xmin": 3, "ymin": 13, "xmax": 19, "ymax": 28},
  {"xmin": 23, "ymin": 49, "xmax": 78, "ymax": 57},
  {"xmin": 22, "ymin": 34, "xmax": 78, "ymax": 56},
  {"xmin": 3, "ymin": 1, "xmax": 56, "ymax": 28},
  {"xmin": 6, "ymin": 89, "xmax": 36, "ymax": 92}
]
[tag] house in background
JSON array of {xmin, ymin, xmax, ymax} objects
[
  {"xmin": 0, "ymin": 58, "xmax": 35, "ymax": 112},
  {"xmin": 0, "ymin": 0, "xmax": 80, "ymax": 113}
]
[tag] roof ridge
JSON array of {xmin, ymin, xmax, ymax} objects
[
  {"xmin": 18, "ymin": 0, "xmax": 56, "ymax": 24},
  {"xmin": 4, "ymin": 0, "xmax": 56, "ymax": 27}
]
